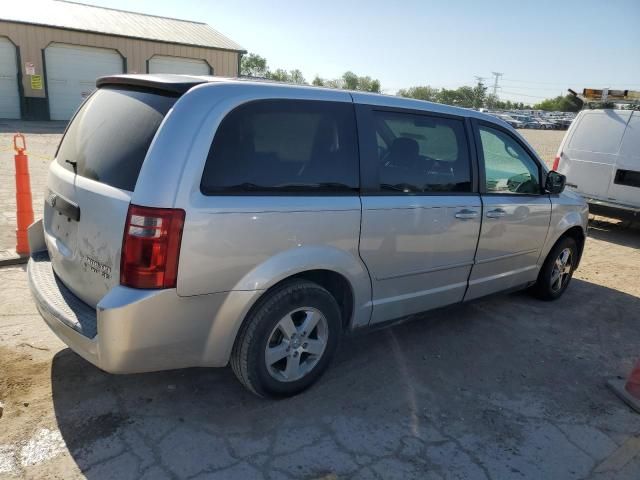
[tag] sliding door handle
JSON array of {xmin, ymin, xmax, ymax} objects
[
  {"xmin": 486, "ymin": 208, "xmax": 507, "ymax": 218},
  {"xmin": 455, "ymin": 209, "xmax": 479, "ymax": 220}
]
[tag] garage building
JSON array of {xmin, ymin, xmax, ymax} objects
[{"xmin": 0, "ymin": 1, "xmax": 245, "ymax": 120}]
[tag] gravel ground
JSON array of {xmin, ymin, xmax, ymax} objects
[
  {"xmin": 520, "ymin": 129, "xmax": 566, "ymax": 165},
  {"xmin": 1, "ymin": 125, "xmax": 639, "ymax": 479}
]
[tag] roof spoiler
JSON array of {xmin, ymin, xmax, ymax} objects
[{"xmin": 96, "ymin": 74, "xmax": 210, "ymax": 95}]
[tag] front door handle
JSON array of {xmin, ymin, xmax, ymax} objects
[
  {"xmin": 455, "ymin": 209, "xmax": 479, "ymax": 220},
  {"xmin": 486, "ymin": 208, "xmax": 507, "ymax": 218}
]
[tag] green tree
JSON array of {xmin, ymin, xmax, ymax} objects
[
  {"xmin": 397, "ymin": 85, "xmax": 440, "ymax": 102},
  {"xmin": 312, "ymin": 75, "xmax": 325, "ymax": 86},
  {"xmin": 472, "ymin": 81, "xmax": 487, "ymax": 109},
  {"xmin": 288, "ymin": 69, "xmax": 307, "ymax": 85},
  {"xmin": 266, "ymin": 68, "xmax": 291, "ymax": 82},
  {"xmin": 339, "ymin": 71, "xmax": 381, "ymax": 92},
  {"xmin": 533, "ymin": 95, "xmax": 583, "ymax": 112},
  {"xmin": 360, "ymin": 76, "xmax": 381, "ymax": 93},
  {"xmin": 240, "ymin": 53, "xmax": 268, "ymax": 78},
  {"xmin": 342, "ymin": 71, "xmax": 359, "ymax": 90},
  {"xmin": 436, "ymin": 88, "xmax": 462, "ymax": 105}
]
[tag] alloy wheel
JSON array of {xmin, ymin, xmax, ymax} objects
[
  {"xmin": 550, "ymin": 248, "xmax": 572, "ymax": 292},
  {"xmin": 264, "ymin": 307, "xmax": 328, "ymax": 382}
]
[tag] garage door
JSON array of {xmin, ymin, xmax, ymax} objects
[
  {"xmin": 0, "ymin": 37, "xmax": 20, "ymax": 119},
  {"xmin": 45, "ymin": 43, "xmax": 123, "ymax": 120},
  {"xmin": 148, "ymin": 56, "xmax": 210, "ymax": 75}
]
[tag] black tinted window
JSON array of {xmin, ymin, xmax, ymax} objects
[
  {"xmin": 201, "ymin": 100, "xmax": 358, "ymax": 194},
  {"xmin": 373, "ymin": 111, "xmax": 471, "ymax": 193},
  {"xmin": 57, "ymin": 88, "xmax": 176, "ymax": 191}
]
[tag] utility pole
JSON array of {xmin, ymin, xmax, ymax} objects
[
  {"xmin": 491, "ymin": 72, "xmax": 503, "ymax": 97},
  {"xmin": 474, "ymin": 76, "xmax": 486, "ymax": 85}
]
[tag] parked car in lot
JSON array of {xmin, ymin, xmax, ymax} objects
[
  {"xmin": 492, "ymin": 113, "xmax": 525, "ymax": 129},
  {"xmin": 534, "ymin": 118, "xmax": 558, "ymax": 130},
  {"xmin": 555, "ymin": 108, "xmax": 640, "ymax": 220},
  {"xmin": 28, "ymin": 75, "xmax": 588, "ymax": 397},
  {"xmin": 509, "ymin": 114, "xmax": 541, "ymax": 129}
]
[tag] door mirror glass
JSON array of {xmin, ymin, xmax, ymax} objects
[{"xmin": 545, "ymin": 171, "xmax": 566, "ymax": 194}]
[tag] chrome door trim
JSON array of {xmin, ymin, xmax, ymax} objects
[
  {"xmin": 370, "ymin": 280, "xmax": 469, "ymax": 307},
  {"xmin": 375, "ymin": 260, "xmax": 476, "ymax": 281},
  {"xmin": 467, "ymin": 264, "xmax": 538, "ymax": 286},
  {"xmin": 474, "ymin": 248, "xmax": 540, "ymax": 265}
]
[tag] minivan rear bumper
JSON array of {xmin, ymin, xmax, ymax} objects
[
  {"xmin": 28, "ymin": 251, "xmax": 259, "ymax": 373},
  {"xmin": 28, "ymin": 252, "xmax": 100, "ymax": 366}
]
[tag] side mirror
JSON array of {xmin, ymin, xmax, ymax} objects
[{"xmin": 545, "ymin": 170, "xmax": 566, "ymax": 194}]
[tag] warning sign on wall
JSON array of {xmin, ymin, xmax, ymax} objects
[
  {"xmin": 25, "ymin": 62, "xmax": 35, "ymax": 75},
  {"xmin": 31, "ymin": 75, "xmax": 43, "ymax": 90}
]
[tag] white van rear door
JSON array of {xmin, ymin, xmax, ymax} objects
[
  {"xmin": 562, "ymin": 110, "xmax": 630, "ymax": 200},
  {"xmin": 606, "ymin": 112, "xmax": 640, "ymax": 208}
]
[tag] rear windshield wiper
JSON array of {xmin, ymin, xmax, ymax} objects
[{"xmin": 65, "ymin": 159, "xmax": 78, "ymax": 173}]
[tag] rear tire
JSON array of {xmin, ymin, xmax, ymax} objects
[
  {"xmin": 231, "ymin": 280, "xmax": 341, "ymax": 397},
  {"xmin": 532, "ymin": 236, "xmax": 577, "ymax": 300}
]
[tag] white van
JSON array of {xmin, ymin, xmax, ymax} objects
[{"xmin": 555, "ymin": 109, "xmax": 640, "ymax": 220}]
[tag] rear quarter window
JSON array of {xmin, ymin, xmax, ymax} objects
[
  {"xmin": 56, "ymin": 88, "xmax": 177, "ymax": 191},
  {"xmin": 200, "ymin": 99, "xmax": 359, "ymax": 194}
]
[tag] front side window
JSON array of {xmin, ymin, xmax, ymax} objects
[
  {"xmin": 201, "ymin": 100, "xmax": 358, "ymax": 194},
  {"xmin": 372, "ymin": 111, "xmax": 471, "ymax": 193},
  {"xmin": 479, "ymin": 126, "xmax": 541, "ymax": 194}
]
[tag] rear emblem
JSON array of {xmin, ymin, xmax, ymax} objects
[{"xmin": 48, "ymin": 193, "xmax": 58, "ymax": 208}]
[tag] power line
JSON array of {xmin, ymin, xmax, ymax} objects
[
  {"xmin": 501, "ymin": 83, "xmax": 569, "ymax": 91},
  {"xmin": 500, "ymin": 90, "xmax": 550, "ymax": 99}
]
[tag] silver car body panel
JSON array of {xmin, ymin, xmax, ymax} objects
[
  {"xmin": 465, "ymin": 195, "xmax": 552, "ymax": 300},
  {"xmin": 30, "ymin": 76, "xmax": 589, "ymax": 374},
  {"xmin": 44, "ymin": 160, "xmax": 131, "ymax": 308},
  {"xmin": 360, "ymin": 195, "xmax": 481, "ymax": 324}
]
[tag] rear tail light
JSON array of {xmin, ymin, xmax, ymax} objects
[
  {"xmin": 552, "ymin": 154, "xmax": 561, "ymax": 171},
  {"xmin": 120, "ymin": 204, "xmax": 185, "ymax": 289}
]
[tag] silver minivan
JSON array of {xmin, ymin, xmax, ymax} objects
[{"xmin": 28, "ymin": 75, "xmax": 588, "ymax": 397}]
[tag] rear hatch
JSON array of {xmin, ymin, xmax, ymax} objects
[{"xmin": 45, "ymin": 86, "xmax": 178, "ymax": 308}]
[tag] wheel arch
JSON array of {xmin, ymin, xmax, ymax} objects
[
  {"xmin": 561, "ymin": 225, "xmax": 586, "ymax": 267},
  {"xmin": 203, "ymin": 246, "xmax": 372, "ymax": 367}
]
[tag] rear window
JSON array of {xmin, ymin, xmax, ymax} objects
[
  {"xmin": 568, "ymin": 112, "xmax": 627, "ymax": 155},
  {"xmin": 200, "ymin": 99, "xmax": 359, "ymax": 194},
  {"xmin": 56, "ymin": 87, "xmax": 177, "ymax": 191}
]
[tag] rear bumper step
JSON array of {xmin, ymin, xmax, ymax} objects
[{"xmin": 28, "ymin": 251, "xmax": 97, "ymax": 338}]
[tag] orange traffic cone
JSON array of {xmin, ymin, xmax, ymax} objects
[
  {"xmin": 607, "ymin": 359, "xmax": 640, "ymax": 413},
  {"xmin": 13, "ymin": 133, "xmax": 34, "ymax": 255}
]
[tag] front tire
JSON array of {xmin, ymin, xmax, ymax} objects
[
  {"xmin": 532, "ymin": 236, "xmax": 577, "ymax": 300},
  {"xmin": 231, "ymin": 280, "xmax": 341, "ymax": 397}
]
